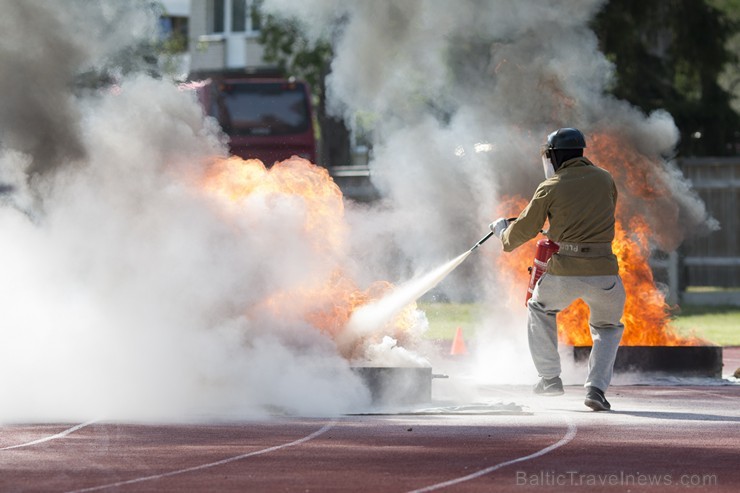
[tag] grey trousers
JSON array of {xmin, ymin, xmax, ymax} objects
[{"xmin": 528, "ymin": 274, "xmax": 625, "ymax": 392}]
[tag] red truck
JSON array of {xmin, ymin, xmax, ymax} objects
[{"xmin": 191, "ymin": 71, "xmax": 318, "ymax": 166}]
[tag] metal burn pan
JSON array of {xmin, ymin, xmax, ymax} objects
[
  {"xmin": 572, "ymin": 346, "xmax": 723, "ymax": 378},
  {"xmin": 351, "ymin": 367, "xmax": 434, "ymax": 406}
]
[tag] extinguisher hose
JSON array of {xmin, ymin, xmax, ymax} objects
[
  {"xmin": 469, "ymin": 231, "xmax": 494, "ymax": 252},
  {"xmin": 469, "ymin": 217, "xmax": 518, "ymax": 252}
]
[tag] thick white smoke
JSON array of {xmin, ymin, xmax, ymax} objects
[
  {"xmin": 0, "ymin": 1, "xmax": 372, "ymax": 422},
  {"xmin": 0, "ymin": 0, "xmax": 156, "ymax": 175},
  {"xmin": 263, "ymin": 0, "xmax": 719, "ymax": 384},
  {"xmin": 0, "ymin": 0, "xmax": 722, "ymax": 421},
  {"xmin": 265, "ymin": 0, "xmax": 716, "ymax": 282}
]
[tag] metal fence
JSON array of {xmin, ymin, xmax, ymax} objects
[
  {"xmin": 649, "ymin": 157, "xmax": 740, "ymax": 305},
  {"xmin": 678, "ymin": 158, "xmax": 740, "ymax": 285}
]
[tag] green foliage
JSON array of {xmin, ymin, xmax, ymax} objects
[
  {"xmin": 593, "ymin": 0, "xmax": 740, "ymax": 156},
  {"xmin": 257, "ymin": 14, "xmax": 352, "ymax": 167},
  {"xmin": 258, "ymin": 14, "xmax": 332, "ymax": 96},
  {"xmin": 709, "ymin": 0, "xmax": 740, "ymax": 22}
]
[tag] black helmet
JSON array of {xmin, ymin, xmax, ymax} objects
[{"xmin": 546, "ymin": 128, "xmax": 586, "ymax": 150}]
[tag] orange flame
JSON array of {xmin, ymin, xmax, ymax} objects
[
  {"xmin": 494, "ymin": 196, "xmax": 532, "ymax": 306},
  {"xmin": 495, "ymin": 131, "xmax": 703, "ymax": 346},
  {"xmin": 202, "ymin": 155, "xmax": 419, "ymax": 359},
  {"xmin": 203, "ymin": 155, "xmax": 346, "ymax": 253},
  {"xmin": 558, "ymin": 218, "xmax": 702, "ymax": 346}
]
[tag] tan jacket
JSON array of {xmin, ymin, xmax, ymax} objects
[{"xmin": 501, "ymin": 157, "xmax": 619, "ymax": 276}]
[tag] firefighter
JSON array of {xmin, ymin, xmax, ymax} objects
[{"xmin": 489, "ymin": 127, "xmax": 625, "ymax": 411}]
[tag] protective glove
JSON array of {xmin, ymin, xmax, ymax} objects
[{"xmin": 489, "ymin": 217, "xmax": 510, "ymax": 239}]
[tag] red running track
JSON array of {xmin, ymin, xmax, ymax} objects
[{"xmin": 1, "ymin": 380, "xmax": 738, "ymax": 493}]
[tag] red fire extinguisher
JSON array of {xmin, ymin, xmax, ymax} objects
[{"xmin": 526, "ymin": 239, "xmax": 559, "ymax": 306}]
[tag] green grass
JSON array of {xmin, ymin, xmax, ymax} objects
[
  {"xmin": 418, "ymin": 302, "xmax": 480, "ymax": 340},
  {"xmin": 419, "ymin": 302, "xmax": 740, "ymax": 346},
  {"xmin": 670, "ymin": 305, "xmax": 740, "ymax": 346}
]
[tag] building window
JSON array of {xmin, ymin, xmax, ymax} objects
[
  {"xmin": 210, "ymin": 0, "xmax": 262, "ymax": 34},
  {"xmin": 232, "ymin": 0, "xmax": 246, "ymax": 32},
  {"xmin": 211, "ymin": 0, "xmax": 224, "ymax": 33},
  {"xmin": 249, "ymin": 0, "xmax": 262, "ymax": 32}
]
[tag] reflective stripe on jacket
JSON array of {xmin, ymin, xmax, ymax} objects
[{"xmin": 501, "ymin": 156, "xmax": 620, "ymax": 276}]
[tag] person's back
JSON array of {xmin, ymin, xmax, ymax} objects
[
  {"xmin": 546, "ymin": 157, "xmax": 615, "ymax": 243},
  {"xmin": 541, "ymin": 157, "xmax": 619, "ymax": 277},
  {"xmin": 489, "ymin": 128, "xmax": 625, "ymax": 411}
]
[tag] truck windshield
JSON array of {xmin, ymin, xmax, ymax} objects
[{"xmin": 214, "ymin": 82, "xmax": 310, "ymax": 136}]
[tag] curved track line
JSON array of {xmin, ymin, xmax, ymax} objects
[
  {"xmin": 65, "ymin": 420, "xmax": 337, "ymax": 493},
  {"xmin": 1, "ymin": 421, "xmax": 97, "ymax": 451},
  {"xmin": 407, "ymin": 415, "xmax": 577, "ymax": 493}
]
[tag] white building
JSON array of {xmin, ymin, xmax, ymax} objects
[
  {"xmin": 188, "ymin": 0, "xmax": 267, "ymax": 73},
  {"xmin": 160, "ymin": 0, "xmax": 189, "ymax": 17}
]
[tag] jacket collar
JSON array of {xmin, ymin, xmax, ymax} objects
[{"xmin": 558, "ymin": 156, "xmax": 593, "ymax": 171}]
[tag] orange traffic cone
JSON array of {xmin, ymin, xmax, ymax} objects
[{"xmin": 450, "ymin": 327, "xmax": 467, "ymax": 355}]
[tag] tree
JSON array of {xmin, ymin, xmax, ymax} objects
[
  {"xmin": 714, "ymin": 0, "xmax": 740, "ymax": 114},
  {"xmin": 258, "ymin": 14, "xmax": 351, "ymax": 167},
  {"xmin": 593, "ymin": 0, "xmax": 740, "ymax": 155}
]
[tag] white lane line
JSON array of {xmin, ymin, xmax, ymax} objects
[
  {"xmin": 1, "ymin": 421, "xmax": 97, "ymax": 451},
  {"xmin": 407, "ymin": 415, "xmax": 577, "ymax": 493},
  {"xmin": 65, "ymin": 420, "xmax": 337, "ymax": 493}
]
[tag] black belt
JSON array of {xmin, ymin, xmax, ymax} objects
[{"xmin": 556, "ymin": 242, "xmax": 613, "ymax": 258}]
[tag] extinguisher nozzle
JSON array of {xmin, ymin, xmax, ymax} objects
[{"xmin": 470, "ymin": 231, "xmax": 495, "ymax": 252}]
